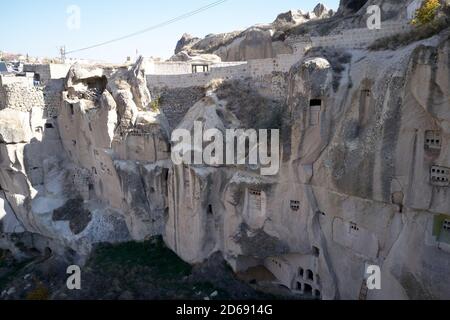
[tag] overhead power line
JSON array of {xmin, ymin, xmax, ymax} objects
[{"xmin": 66, "ymin": 0, "xmax": 229, "ymax": 55}]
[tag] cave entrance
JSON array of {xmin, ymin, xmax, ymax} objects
[
  {"xmin": 306, "ymin": 269, "xmax": 314, "ymax": 281},
  {"xmin": 85, "ymin": 76, "xmax": 108, "ymax": 93},
  {"xmin": 304, "ymin": 283, "xmax": 313, "ymax": 295},
  {"xmin": 44, "ymin": 247, "xmax": 52, "ymax": 258}
]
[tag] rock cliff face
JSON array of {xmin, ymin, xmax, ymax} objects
[
  {"xmin": 174, "ymin": 3, "xmax": 334, "ymax": 61},
  {"xmin": 1, "ymin": 0, "xmax": 450, "ymax": 300}
]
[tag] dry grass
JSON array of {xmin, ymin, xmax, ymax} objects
[{"xmin": 26, "ymin": 283, "xmax": 50, "ymax": 300}]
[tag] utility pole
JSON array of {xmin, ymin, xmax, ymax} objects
[{"xmin": 59, "ymin": 46, "xmax": 66, "ymax": 63}]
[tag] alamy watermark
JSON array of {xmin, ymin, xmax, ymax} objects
[
  {"xmin": 367, "ymin": 5, "xmax": 382, "ymax": 30},
  {"xmin": 171, "ymin": 122, "xmax": 280, "ymax": 176},
  {"xmin": 66, "ymin": 5, "xmax": 81, "ymax": 31},
  {"xmin": 366, "ymin": 264, "xmax": 381, "ymax": 290},
  {"xmin": 66, "ymin": 265, "xmax": 81, "ymax": 290}
]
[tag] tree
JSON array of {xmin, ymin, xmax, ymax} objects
[{"xmin": 412, "ymin": 0, "xmax": 442, "ymax": 25}]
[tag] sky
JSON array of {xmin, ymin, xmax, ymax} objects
[{"xmin": 0, "ymin": 0, "xmax": 340, "ymax": 63}]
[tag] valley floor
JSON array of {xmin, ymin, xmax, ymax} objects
[{"xmin": 0, "ymin": 238, "xmax": 303, "ymax": 300}]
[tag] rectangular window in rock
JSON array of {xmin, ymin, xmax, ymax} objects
[
  {"xmin": 438, "ymin": 219, "xmax": 450, "ymax": 245},
  {"xmin": 290, "ymin": 200, "xmax": 300, "ymax": 211},
  {"xmin": 443, "ymin": 220, "xmax": 450, "ymax": 231},
  {"xmin": 310, "ymin": 99, "xmax": 322, "ymax": 107},
  {"xmin": 309, "ymin": 100, "xmax": 321, "ymax": 127},
  {"xmin": 425, "ymin": 131, "xmax": 442, "ymax": 150},
  {"xmin": 192, "ymin": 64, "xmax": 209, "ymax": 73},
  {"xmin": 349, "ymin": 222, "xmax": 360, "ymax": 234},
  {"xmin": 361, "ymin": 89, "xmax": 371, "ymax": 97},
  {"xmin": 248, "ymin": 189, "xmax": 262, "ymax": 212},
  {"xmin": 430, "ymin": 165, "xmax": 450, "ymax": 187}
]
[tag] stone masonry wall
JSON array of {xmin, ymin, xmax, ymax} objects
[
  {"xmin": 147, "ymin": 52, "xmax": 302, "ymax": 89},
  {"xmin": 0, "ymin": 76, "xmax": 44, "ymax": 111},
  {"xmin": 43, "ymin": 79, "xmax": 65, "ymax": 118},
  {"xmin": 23, "ymin": 64, "xmax": 71, "ymax": 83},
  {"xmin": 146, "ymin": 22, "xmax": 411, "ymax": 91}
]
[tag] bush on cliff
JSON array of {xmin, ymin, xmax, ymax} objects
[{"xmin": 412, "ymin": 0, "xmax": 441, "ymax": 26}]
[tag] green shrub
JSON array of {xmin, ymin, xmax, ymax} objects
[
  {"xmin": 412, "ymin": 0, "xmax": 441, "ymax": 25},
  {"xmin": 90, "ymin": 237, "xmax": 192, "ymax": 280},
  {"xmin": 369, "ymin": 14, "xmax": 449, "ymax": 51},
  {"xmin": 150, "ymin": 97, "xmax": 161, "ymax": 112}
]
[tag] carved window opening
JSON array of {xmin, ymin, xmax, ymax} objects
[
  {"xmin": 45, "ymin": 123, "xmax": 54, "ymax": 129},
  {"xmin": 304, "ymin": 284, "xmax": 313, "ymax": 294},
  {"xmin": 44, "ymin": 247, "xmax": 52, "ymax": 257},
  {"xmin": 443, "ymin": 220, "xmax": 450, "ymax": 232},
  {"xmin": 299, "ymin": 267, "xmax": 304, "ymax": 278},
  {"xmin": 431, "ymin": 165, "xmax": 450, "ymax": 187},
  {"xmin": 362, "ymin": 89, "xmax": 371, "ymax": 97},
  {"xmin": 207, "ymin": 205, "xmax": 213, "ymax": 216},
  {"xmin": 315, "ymin": 290, "xmax": 321, "ymax": 298},
  {"xmin": 309, "ymin": 99, "xmax": 321, "ymax": 127},
  {"xmin": 33, "ymin": 73, "xmax": 41, "ymax": 83},
  {"xmin": 248, "ymin": 189, "xmax": 262, "ymax": 211},
  {"xmin": 162, "ymin": 169, "xmax": 169, "ymax": 197},
  {"xmin": 425, "ymin": 131, "xmax": 442, "ymax": 150},
  {"xmin": 192, "ymin": 64, "xmax": 209, "ymax": 73},
  {"xmin": 69, "ymin": 104, "xmax": 74, "ymax": 115},
  {"xmin": 349, "ymin": 222, "xmax": 360, "ymax": 233},
  {"xmin": 313, "ymin": 246, "xmax": 320, "ymax": 257},
  {"xmin": 89, "ymin": 123, "xmax": 93, "ymax": 132},
  {"xmin": 306, "ymin": 270, "xmax": 314, "ymax": 281},
  {"xmin": 290, "ymin": 200, "xmax": 300, "ymax": 211}
]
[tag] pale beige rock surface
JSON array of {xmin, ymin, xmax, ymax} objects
[{"xmin": 1, "ymin": 0, "xmax": 450, "ymax": 300}]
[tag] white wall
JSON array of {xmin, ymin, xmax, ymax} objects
[{"xmin": 146, "ymin": 22, "xmax": 411, "ymax": 89}]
